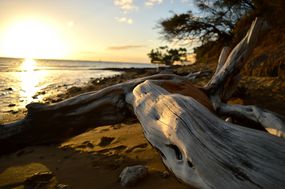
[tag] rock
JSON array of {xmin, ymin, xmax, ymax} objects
[
  {"xmin": 225, "ymin": 117, "xmax": 233, "ymax": 123},
  {"xmin": 24, "ymin": 171, "xmax": 54, "ymax": 188},
  {"xmin": 39, "ymin": 91, "xmax": 46, "ymax": 95},
  {"xmin": 8, "ymin": 103, "xmax": 16, "ymax": 107},
  {"xmin": 32, "ymin": 95, "xmax": 38, "ymax": 99},
  {"xmin": 8, "ymin": 109, "xmax": 19, "ymax": 114},
  {"xmin": 67, "ymin": 86, "xmax": 82, "ymax": 94},
  {"xmin": 16, "ymin": 148, "xmax": 34, "ymax": 156},
  {"xmin": 119, "ymin": 165, "xmax": 148, "ymax": 187},
  {"xmin": 5, "ymin": 87, "xmax": 13, "ymax": 91},
  {"xmin": 160, "ymin": 171, "xmax": 170, "ymax": 179},
  {"xmin": 56, "ymin": 184, "xmax": 69, "ymax": 189},
  {"xmin": 51, "ymin": 98, "xmax": 62, "ymax": 103}
]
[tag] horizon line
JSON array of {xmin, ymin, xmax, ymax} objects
[{"xmin": 0, "ymin": 56, "xmax": 150, "ymax": 64}]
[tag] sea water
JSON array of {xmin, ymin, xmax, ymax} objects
[{"xmin": 0, "ymin": 58, "xmax": 158, "ymax": 113}]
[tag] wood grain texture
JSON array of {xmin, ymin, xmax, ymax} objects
[{"xmin": 127, "ymin": 80, "xmax": 285, "ymax": 189}]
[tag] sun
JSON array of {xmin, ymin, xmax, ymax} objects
[{"xmin": 1, "ymin": 19, "xmax": 68, "ymax": 59}]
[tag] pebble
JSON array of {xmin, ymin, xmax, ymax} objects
[
  {"xmin": 5, "ymin": 87, "xmax": 13, "ymax": 91},
  {"xmin": 8, "ymin": 103, "xmax": 16, "ymax": 107},
  {"xmin": 119, "ymin": 165, "xmax": 148, "ymax": 187}
]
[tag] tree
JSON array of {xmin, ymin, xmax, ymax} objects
[
  {"xmin": 159, "ymin": 0, "xmax": 254, "ymax": 44},
  {"xmin": 148, "ymin": 46, "xmax": 187, "ymax": 65}
]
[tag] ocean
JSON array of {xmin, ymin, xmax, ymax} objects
[{"xmin": 0, "ymin": 58, "xmax": 158, "ymax": 113}]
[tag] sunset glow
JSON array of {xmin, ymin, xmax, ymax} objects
[
  {"xmin": 0, "ymin": 0, "xmax": 191, "ymax": 62},
  {"xmin": 1, "ymin": 19, "xmax": 68, "ymax": 59}
]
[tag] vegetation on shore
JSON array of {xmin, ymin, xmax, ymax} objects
[
  {"xmin": 147, "ymin": 46, "xmax": 187, "ymax": 65},
  {"xmin": 149, "ymin": 0, "xmax": 285, "ymax": 78}
]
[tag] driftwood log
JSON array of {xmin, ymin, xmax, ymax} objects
[{"xmin": 1, "ymin": 18, "xmax": 285, "ymax": 188}]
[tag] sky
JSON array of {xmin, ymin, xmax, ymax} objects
[{"xmin": 0, "ymin": 0, "xmax": 196, "ymax": 63}]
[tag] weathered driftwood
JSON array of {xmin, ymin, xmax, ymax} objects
[
  {"xmin": 204, "ymin": 17, "xmax": 285, "ymax": 137},
  {"xmin": 0, "ymin": 73, "xmax": 207, "ymax": 152},
  {"xmin": 205, "ymin": 18, "xmax": 267, "ymax": 100},
  {"xmin": 127, "ymin": 80, "xmax": 285, "ymax": 189},
  {"xmin": 1, "ymin": 17, "xmax": 285, "ymax": 188},
  {"xmin": 218, "ymin": 103, "xmax": 285, "ymax": 137}
]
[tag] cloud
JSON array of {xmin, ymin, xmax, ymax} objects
[
  {"xmin": 114, "ymin": 0, "xmax": 138, "ymax": 13},
  {"xmin": 115, "ymin": 17, "xmax": 133, "ymax": 24},
  {"xmin": 145, "ymin": 0, "xmax": 163, "ymax": 7},
  {"xmin": 108, "ymin": 45, "xmax": 146, "ymax": 50}
]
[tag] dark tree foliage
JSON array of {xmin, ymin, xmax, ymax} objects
[
  {"xmin": 159, "ymin": 0, "xmax": 254, "ymax": 44},
  {"xmin": 148, "ymin": 46, "xmax": 187, "ymax": 65},
  {"xmin": 251, "ymin": 0, "xmax": 285, "ymax": 24}
]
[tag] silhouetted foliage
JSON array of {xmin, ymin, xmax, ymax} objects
[
  {"xmin": 159, "ymin": 0, "xmax": 254, "ymax": 44},
  {"xmin": 148, "ymin": 46, "xmax": 187, "ymax": 65},
  {"xmin": 156, "ymin": 0, "xmax": 285, "ymax": 66}
]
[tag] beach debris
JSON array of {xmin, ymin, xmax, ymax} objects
[{"xmin": 119, "ymin": 165, "xmax": 148, "ymax": 187}]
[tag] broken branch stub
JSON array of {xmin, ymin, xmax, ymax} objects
[{"xmin": 205, "ymin": 18, "xmax": 267, "ymax": 100}]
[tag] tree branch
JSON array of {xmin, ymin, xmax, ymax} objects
[{"xmin": 205, "ymin": 18, "xmax": 267, "ymax": 100}]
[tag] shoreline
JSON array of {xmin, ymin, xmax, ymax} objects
[
  {"xmin": 0, "ymin": 65, "xmax": 210, "ymax": 188},
  {"xmin": 2, "ymin": 63, "xmax": 284, "ymax": 124},
  {"xmin": 1, "ymin": 64, "xmax": 284, "ymax": 188}
]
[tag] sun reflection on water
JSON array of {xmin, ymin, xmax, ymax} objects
[
  {"xmin": 19, "ymin": 59, "xmax": 45, "ymax": 105},
  {"xmin": 22, "ymin": 58, "xmax": 36, "ymax": 71}
]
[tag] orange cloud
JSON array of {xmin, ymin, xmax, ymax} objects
[{"xmin": 108, "ymin": 45, "xmax": 146, "ymax": 50}]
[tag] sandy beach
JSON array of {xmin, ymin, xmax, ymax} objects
[
  {"xmin": 0, "ymin": 123, "xmax": 191, "ymax": 189},
  {"xmin": 0, "ymin": 65, "xmax": 284, "ymax": 189}
]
